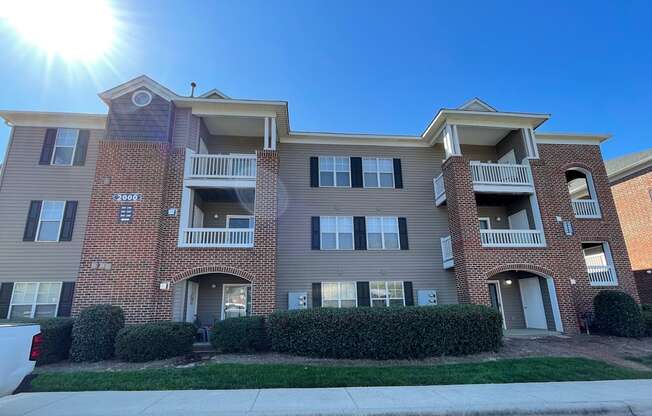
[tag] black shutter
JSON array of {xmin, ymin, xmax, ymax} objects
[
  {"xmin": 23, "ymin": 200, "xmax": 42, "ymax": 241},
  {"xmin": 312, "ymin": 283, "xmax": 322, "ymax": 308},
  {"xmin": 398, "ymin": 217, "xmax": 409, "ymax": 250},
  {"xmin": 357, "ymin": 282, "xmax": 370, "ymax": 307},
  {"xmin": 39, "ymin": 128, "xmax": 57, "ymax": 165},
  {"xmin": 353, "ymin": 216, "xmax": 367, "ymax": 250},
  {"xmin": 403, "ymin": 281, "xmax": 414, "ymax": 306},
  {"xmin": 73, "ymin": 130, "xmax": 89, "ymax": 166},
  {"xmin": 0, "ymin": 283, "xmax": 14, "ymax": 319},
  {"xmin": 311, "ymin": 217, "xmax": 321, "ymax": 250},
  {"xmin": 310, "ymin": 157, "xmax": 319, "ymax": 187},
  {"xmin": 351, "ymin": 157, "xmax": 363, "ymax": 188},
  {"xmin": 57, "ymin": 282, "xmax": 75, "ymax": 317},
  {"xmin": 59, "ymin": 201, "xmax": 78, "ymax": 241},
  {"xmin": 393, "ymin": 159, "xmax": 403, "ymax": 189}
]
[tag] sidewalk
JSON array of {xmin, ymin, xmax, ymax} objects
[{"xmin": 1, "ymin": 379, "xmax": 652, "ymax": 416}]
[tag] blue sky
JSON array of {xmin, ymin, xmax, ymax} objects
[{"xmin": 0, "ymin": 0, "xmax": 650, "ymax": 160}]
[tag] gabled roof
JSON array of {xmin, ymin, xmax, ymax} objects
[
  {"xmin": 198, "ymin": 88, "xmax": 230, "ymax": 99},
  {"xmin": 605, "ymin": 148, "xmax": 652, "ymax": 183},
  {"xmin": 458, "ymin": 97, "xmax": 497, "ymax": 112},
  {"xmin": 98, "ymin": 75, "xmax": 180, "ymax": 104}
]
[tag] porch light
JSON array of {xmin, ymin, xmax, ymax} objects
[{"xmin": 505, "ymin": 279, "xmax": 513, "ymax": 286}]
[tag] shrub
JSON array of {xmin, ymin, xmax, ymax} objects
[
  {"xmin": 642, "ymin": 309, "xmax": 652, "ymax": 337},
  {"xmin": 593, "ymin": 291, "xmax": 642, "ymax": 337},
  {"xmin": 70, "ymin": 304, "xmax": 125, "ymax": 362},
  {"xmin": 210, "ymin": 316, "xmax": 269, "ymax": 353},
  {"xmin": 0, "ymin": 317, "xmax": 74, "ymax": 365},
  {"xmin": 642, "ymin": 304, "xmax": 652, "ymax": 312},
  {"xmin": 268, "ymin": 305, "xmax": 503, "ymax": 359},
  {"xmin": 115, "ymin": 321, "xmax": 196, "ymax": 362}
]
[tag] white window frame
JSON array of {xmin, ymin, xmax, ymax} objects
[
  {"xmin": 318, "ymin": 156, "xmax": 351, "ymax": 188},
  {"xmin": 370, "ymin": 280, "xmax": 406, "ymax": 307},
  {"xmin": 365, "ymin": 216, "xmax": 400, "ymax": 250},
  {"xmin": 362, "ymin": 157, "xmax": 394, "ymax": 188},
  {"xmin": 321, "ymin": 281, "xmax": 358, "ymax": 308},
  {"xmin": 226, "ymin": 215, "xmax": 254, "ymax": 229},
  {"xmin": 7, "ymin": 281, "xmax": 63, "ymax": 319},
  {"xmin": 320, "ymin": 216, "xmax": 354, "ymax": 250},
  {"xmin": 35, "ymin": 200, "xmax": 66, "ymax": 242},
  {"xmin": 51, "ymin": 128, "xmax": 79, "ymax": 166},
  {"xmin": 478, "ymin": 217, "xmax": 492, "ymax": 230}
]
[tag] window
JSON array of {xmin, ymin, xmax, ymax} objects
[
  {"xmin": 366, "ymin": 216, "xmax": 399, "ymax": 249},
  {"xmin": 36, "ymin": 201, "xmax": 66, "ymax": 241},
  {"xmin": 51, "ymin": 128, "xmax": 78, "ymax": 165},
  {"xmin": 319, "ymin": 156, "xmax": 350, "ymax": 187},
  {"xmin": 9, "ymin": 282, "xmax": 62, "ymax": 319},
  {"xmin": 370, "ymin": 281, "xmax": 405, "ymax": 307},
  {"xmin": 321, "ymin": 282, "xmax": 357, "ymax": 308},
  {"xmin": 227, "ymin": 215, "xmax": 254, "ymax": 229},
  {"xmin": 478, "ymin": 217, "xmax": 491, "ymax": 230},
  {"xmin": 363, "ymin": 158, "xmax": 394, "ymax": 188},
  {"xmin": 320, "ymin": 216, "xmax": 353, "ymax": 250},
  {"xmin": 131, "ymin": 90, "xmax": 152, "ymax": 107}
]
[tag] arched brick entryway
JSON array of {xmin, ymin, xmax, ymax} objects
[{"xmin": 171, "ymin": 265, "xmax": 255, "ymax": 285}]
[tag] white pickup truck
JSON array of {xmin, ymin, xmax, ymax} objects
[{"xmin": 0, "ymin": 323, "xmax": 41, "ymax": 397}]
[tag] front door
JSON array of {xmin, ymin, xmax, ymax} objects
[
  {"xmin": 222, "ymin": 285, "xmax": 251, "ymax": 319},
  {"xmin": 185, "ymin": 281, "xmax": 199, "ymax": 323},
  {"xmin": 488, "ymin": 281, "xmax": 507, "ymax": 329},
  {"xmin": 519, "ymin": 277, "xmax": 547, "ymax": 329}
]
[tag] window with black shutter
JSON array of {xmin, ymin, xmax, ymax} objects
[{"xmin": 59, "ymin": 201, "xmax": 78, "ymax": 241}]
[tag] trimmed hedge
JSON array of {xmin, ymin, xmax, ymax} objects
[
  {"xmin": 70, "ymin": 305, "xmax": 125, "ymax": 362},
  {"xmin": 115, "ymin": 322, "xmax": 196, "ymax": 362},
  {"xmin": 643, "ymin": 309, "xmax": 652, "ymax": 337},
  {"xmin": 0, "ymin": 317, "xmax": 74, "ymax": 365},
  {"xmin": 210, "ymin": 316, "xmax": 269, "ymax": 353},
  {"xmin": 268, "ymin": 305, "xmax": 503, "ymax": 359},
  {"xmin": 593, "ymin": 291, "xmax": 642, "ymax": 337}
]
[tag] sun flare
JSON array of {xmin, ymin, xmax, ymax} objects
[{"xmin": 1, "ymin": 0, "xmax": 115, "ymax": 62}]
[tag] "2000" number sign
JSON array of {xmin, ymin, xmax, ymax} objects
[{"xmin": 112, "ymin": 193, "xmax": 143, "ymax": 202}]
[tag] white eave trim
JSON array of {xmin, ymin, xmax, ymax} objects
[
  {"xmin": 198, "ymin": 88, "xmax": 230, "ymax": 99},
  {"xmin": 282, "ymin": 131, "xmax": 427, "ymax": 147},
  {"xmin": 98, "ymin": 75, "xmax": 179, "ymax": 103},
  {"xmin": 0, "ymin": 110, "xmax": 107, "ymax": 129},
  {"xmin": 535, "ymin": 132, "xmax": 611, "ymax": 145}
]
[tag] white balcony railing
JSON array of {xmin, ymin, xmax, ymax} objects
[
  {"xmin": 587, "ymin": 265, "xmax": 618, "ymax": 286},
  {"xmin": 433, "ymin": 174, "xmax": 446, "ymax": 205},
  {"xmin": 188, "ymin": 154, "xmax": 256, "ymax": 179},
  {"xmin": 182, "ymin": 228, "xmax": 254, "ymax": 248},
  {"xmin": 480, "ymin": 229, "xmax": 544, "ymax": 248},
  {"xmin": 440, "ymin": 236, "xmax": 454, "ymax": 269},
  {"xmin": 470, "ymin": 162, "xmax": 533, "ymax": 187},
  {"xmin": 571, "ymin": 199, "xmax": 601, "ymax": 218}
]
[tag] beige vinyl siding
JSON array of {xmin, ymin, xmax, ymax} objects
[
  {"xmin": 461, "ymin": 144, "xmax": 498, "ymax": 162},
  {"xmin": 205, "ymin": 135, "xmax": 262, "ymax": 154},
  {"xmin": 0, "ymin": 126, "xmax": 100, "ymax": 283},
  {"xmin": 200, "ymin": 202, "xmax": 253, "ymax": 228},
  {"xmin": 277, "ymin": 142, "xmax": 457, "ymax": 309}
]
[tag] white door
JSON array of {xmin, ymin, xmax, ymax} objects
[
  {"xmin": 519, "ymin": 277, "xmax": 547, "ymax": 329},
  {"xmin": 508, "ymin": 210, "xmax": 529, "ymax": 230},
  {"xmin": 498, "ymin": 149, "xmax": 516, "ymax": 164},
  {"xmin": 185, "ymin": 281, "xmax": 199, "ymax": 323}
]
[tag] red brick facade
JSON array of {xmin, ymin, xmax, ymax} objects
[
  {"xmin": 610, "ymin": 166, "xmax": 652, "ymax": 303},
  {"xmin": 72, "ymin": 139, "xmax": 278, "ymax": 323},
  {"xmin": 442, "ymin": 144, "xmax": 639, "ymax": 333}
]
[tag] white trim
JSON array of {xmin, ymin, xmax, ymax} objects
[
  {"xmin": 198, "ymin": 88, "xmax": 230, "ymax": 99},
  {"xmin": 220, "ymin": 283, "xmax": 252, "ymax": 320},
  {"xmin": 98, "ymin": 75, "xmax": 179, "ymax": 103},
  {"xmin": 369, "ymin": 280, "xmax": 406, "ymax": 307},
  {"xmin": 607, "ymin": 155, "xmax": 652, "ymax": 183},
  {"xmin": 282, "ymin": 133, "xmax": 427, "ymax": 148},
  {"xmin": 320, "ymin": 281, "xmax": 358, "ymax": 308},
  {"xmin": 535, "ymin": 132, "xmax": 611, "ymax": 145},
  {"xmin": 51, "ymin": 128, "xmax": 79, "ymax": 166},
  {"xmin": 458, "ymin": 98, "xmax": 497, "ymax": 112},
  {"xmin": 544, "ymin": 277, "xmax": 564, "ymax": 332},
  {"xmin": 362, "ymin": 157, "xmax": 395, "ymax": 188},
  {"xmin": 318, "ymin": 156, "xmax": 352, "ymax": 188},
  {"xmin": 131, "ymin": 90, "xmax": 153, "ymax": 107},
  {"xmin": 365, "ymin": 216, "xmax": 400, "ymax": 250},
  {"xmin": 478, "ymin": 217, "xmax": 492, "ymax": 230},
  {"xmin": 0, "ymin": 111, "xmax": 106, "ymax": 129},
  {"xmin": 487, "ymin": 280, "xmax": 507, "ymax": 330},
  {"xmin": 226, "ymin": 215, "xmax": 254, "ymax": 229},
  {"xmin": 8, "ymin": 281, "xmax": 63, "ymax": 319},
  {"xmin": 35, "ymin": 200, "xmax": 66, "ymax": 242},
  {"xmin": 567, "ymin": 167, "xmax": 602, "ymax": 219},
  {"xmin": 271, "ymin": 117, "xmax": 277, "ymax": 150},
  {"xmin": 319, "ymin": 216, "xmax": 354, "ymax": 250}
]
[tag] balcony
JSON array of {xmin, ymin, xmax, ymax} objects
[
  {"xmin": 470, "ymin": 161, "xmax": 534, "ymax": 194},
  {"xmin": 181, "ymin": 228, "xmax": 254, "ymax": 248},
  {"xmin": 188, "ymin": 153, "xmax": 256, "ymax": 179},
  {"xmin": 571, "ymin": 199, "xmax": 600, "ymax": 218},
  {"xmin": 433, "ymin": 174, "xmax": 446, "ymax": 205},
  {"xmin": 587, "ymin": 265, "xmax": 618, "ymax": 286},
  {"xmin": 480, "ymin": 229, "xmax": 545, "ymax": 248},
  {"xmin": 440, "ymin": 236, "xmax": 454, "ymax": 269}
]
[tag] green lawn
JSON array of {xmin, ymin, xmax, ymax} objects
[{"xmin": 29, "ymin": 357, "xmax": 652, "ymax": 392}]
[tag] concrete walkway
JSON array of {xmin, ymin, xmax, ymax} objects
[{"xmin": 1, "ymin": 379, "xmax": 652, "ymax": 416}]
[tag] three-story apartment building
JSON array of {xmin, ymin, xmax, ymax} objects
[{"xmin": 0, "ymin": 76, "xmax": 639, "ymax": 334}]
